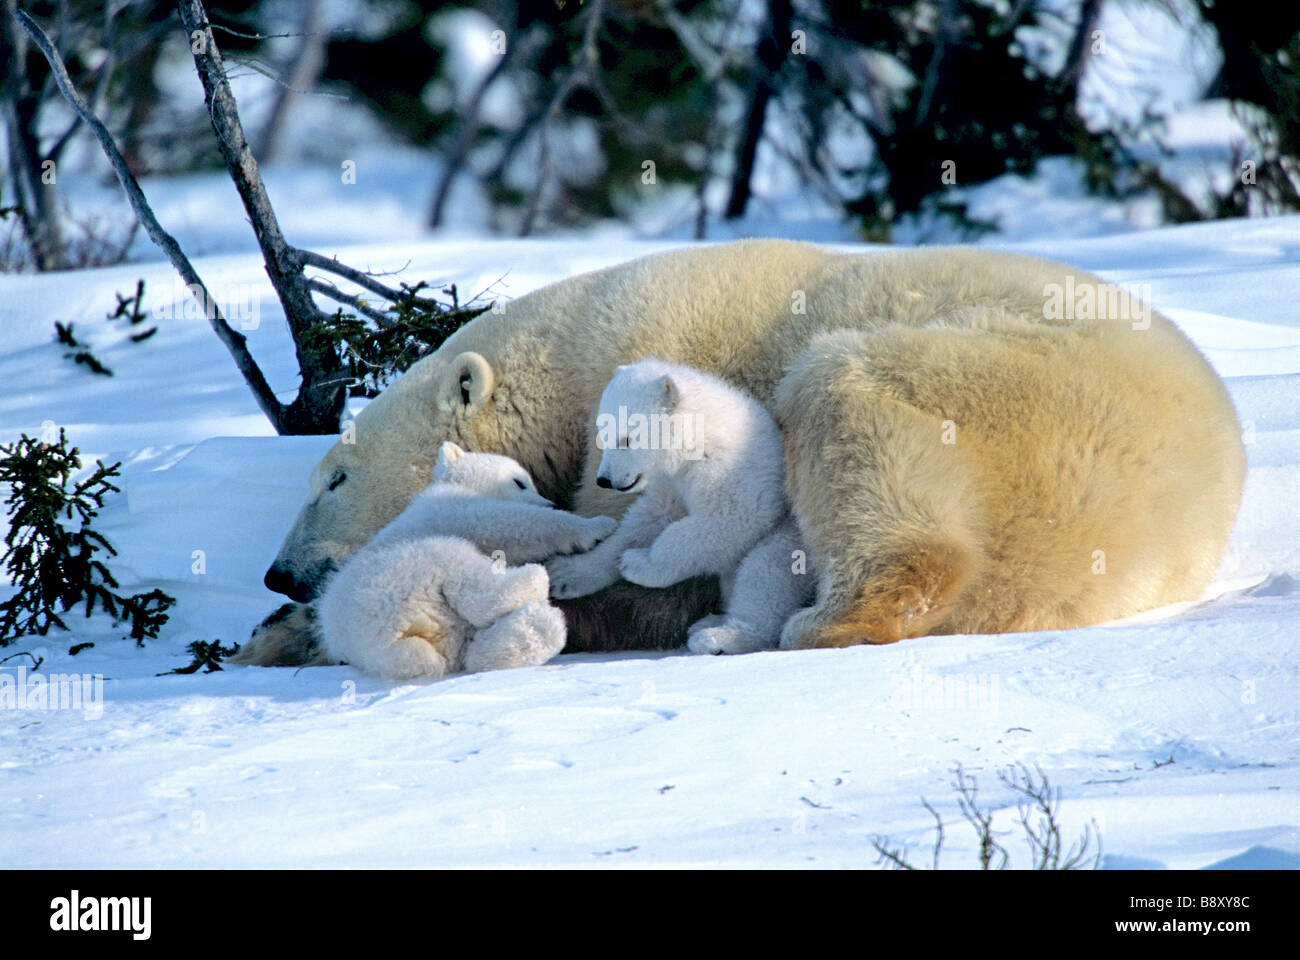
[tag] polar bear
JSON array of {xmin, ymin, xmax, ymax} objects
[
  {"xmin": 319, "ymin": 535, "xmax": 561, "ymax": 680},
  {"xmin": 547, "ymin": 359, "xmax": 813, "ymax": 655},
  {"xmin": 263, "ymin": 442, "xmax": 615, "ymax": 679},
  {"xmin": 248, "ymin": 240, "xmax": 1244, "ymax": 662}
]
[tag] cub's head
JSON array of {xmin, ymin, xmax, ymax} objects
[
  {"xmin": 594, "ymin": 359, "xmax": 697, "ymax": 495},
  {"xmin": 432, "ymin": 441, "xmax": 554, "ymax": 508},
  {"xmin": 264, "ymin": 348, "xmax": 505, "ymax": 602}
]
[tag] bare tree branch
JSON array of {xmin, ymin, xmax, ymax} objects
[
  {"xmin": 429, "ymin": 20, "xmax": 544, "ymax": 229},
  {"xmin": 258, "ymin": 0, "xmax": 330, "ymax": 164},
  {"xmin": 295, "ymin": 248, "xmax": 442, "ymax": 307},
  {"xmin": 176, "ymin": 0, "xmax": 346, "ymax": 434},
  {"xmin": 306, "ymin": 278, "xmax": 396, "ymax": 328},
  {"xmin": 519, "ymin": 0, "xmax": 606, "ymax": 237},
  {"xmin": 3, "ymin": 0, "xmax": 69, "ymax": 269},
  {"xmin": 14, "ymin": 7, "xmax": 285, "ymax": 427}
]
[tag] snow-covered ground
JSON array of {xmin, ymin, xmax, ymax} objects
[{"xmin": 1, "ymin": 214, "xmax": 1297, "ymax": 868}]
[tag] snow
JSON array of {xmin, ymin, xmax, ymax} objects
[{"xmin": 1, "ymin": 213, "xmax": 1297, "ymax": 869}]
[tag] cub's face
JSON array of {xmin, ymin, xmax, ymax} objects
[
  {"xmin": 593, "ymin": 362, "xmax": 685, "ymax": 496},
  {"xmin": 432, "ymin": 442, "xmax": 554, "ymax": 508}
]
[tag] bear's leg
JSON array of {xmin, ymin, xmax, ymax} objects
[
  {"xmin": 778, "ymin": 543, "xmax": 975, "ymax": 648},
  {"xmin": 435, "ymin": 499, "xmax": 618, "ymax": 564},
  {"xmin": 775, "ymin": 329, "xmax": 981, "ymax": 649},
  {"xmin": 462, "ymin": 601, "xmax": 567, "ymax": 672},
  {"xmin": 316, "ymin": 539, "xmax": 463, "ymax": 680},
  {"xmin": 557, "ymin": 577, "xmax": 719, "ymax": 652},
  {"xmin": 547, "ymin": 482, "xmax": 679, "ymax": 599},
  {"xmin": 689, "ymin": 518, "xmax": 814, "ymax": 655},
  {"xmin": 619, "ymin": 513, "xmax": 763, "ymax": 589},
  {"xmin": 442, "ymin": 560, "xmax": 550, "ymax": 628}
]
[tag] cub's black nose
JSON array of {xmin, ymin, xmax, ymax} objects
[
  {"xmin": 264, "ymin": 566, "xmax": 295, "ymax": 597},
  {"xmin": 596, "ymin": 476, "xmax": 612, "ymax": 489}
]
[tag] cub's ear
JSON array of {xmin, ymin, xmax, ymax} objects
[
  {"xmin": 658, "ymin": 374, "xmax": 679, "ymax": 408},
  {"xmin": 432, "ymin": 441, "xmax": 465, "ymax": 481},
  {"xmin": 447, "ymin": 351, "xmax": 496, "ymax": 412}
]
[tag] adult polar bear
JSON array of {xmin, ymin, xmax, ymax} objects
[{"xmin": 250, "ymin": 239, "xmax": 1244, "ymax": 660}]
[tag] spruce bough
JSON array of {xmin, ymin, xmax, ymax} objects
[{"xmin": 0, "ymin": 430, "xmax": 175, "ymax": 644}]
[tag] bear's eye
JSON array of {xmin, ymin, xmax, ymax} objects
[
  {"xmin": 328, "ymin": 471, "xmax": 347, "ymax": 492},
  {"xmin": 514, "ymin": 478, "xmax": 526, "ymax": 490}
]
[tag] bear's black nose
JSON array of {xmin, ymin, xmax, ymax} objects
[
  {"xmin": 264, "ymin": 565, "xmax": 295, "ymax": 597},
  {"xmin": 596, "ymin": 476, "xmax": 612, "ymax": 489}
]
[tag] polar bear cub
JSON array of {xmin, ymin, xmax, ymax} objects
[
  {"xmin": 546, "ymin": 359, "xmax": 813, "ymax": 653},
  {"xmin": 319, "ymin": 442, "xmax": 616, "ymax": 680}
]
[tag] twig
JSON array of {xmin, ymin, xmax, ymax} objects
[
  {"xmin": 922, "ymin": 798, "xmax": 944, "ymax": 871},
  {"xmin": 954, "ymin": 765, "xmax": 1008, "ymax": 870},
  {"xmin": 0, "ymin": 650, "xmax": 43, "ymax": 670},
  {"xmin": 296, "ymin": 248, "xmax": 411, "ymax": 303},
  {"xmin": 871, "ymin": 840, "xmax": 917, "ymax": 870},
  {"xmin": 306, "ymin": 278, "xmax": 396, "ymax": 327},
  {"xmin": 207, "ymin": 22, "xmax": 342, "ymax": 42},
  {"xmin": 224, "ymin": 55, "xmax": 348, "ymax": 99}
]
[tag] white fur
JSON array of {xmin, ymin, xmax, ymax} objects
[
  {"xmin": 547, "ymin": 360, "xmax": 812, "ymax": 653},
  {"xmin": 318, "ymin": 442, "xmax": 613, "ymax": 680},
  {"xmin": 257, "ymin": 240, "xmax": 1245, "ymax": 659},
  {"xmin": 688, "ymin": 517, "xmax": 813, "ymax": 655},
  {"xmin": 372, "ymin": 442, "xmax": 616, "ymax": 561}
]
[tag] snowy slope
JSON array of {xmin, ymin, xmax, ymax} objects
[{"xmin": 1, "ymin": 219, "xmax": 1297, "ymax": 869}]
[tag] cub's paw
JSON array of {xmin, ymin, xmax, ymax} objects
[
  {"xmin": 570, "ymin": 515, "xmax": 618, "ymax": 553},
  {"xmin": 464, "ymin": 601, "xmax": 566, "ymax": 673},
  {"xmin": 618, "ymin": 548, "xmax": 675, "ymax": 588},
  {"xmin": 688, "ymin": 624, "xmax": 769, "ymax": 656},
  {"xmin": 504, "ymin": 563, "xmax": 551, "ymax": 607},
  {"xmin": 686, "ymin": 614, "xmax": 727, "ymax": 635},
  {"xmin": 778, "ymin": 608, "xmax": 822, "ymax": 650},
  {"xmin": 545, "ymin": 554, "xmax": 608, "ymax": 599}
]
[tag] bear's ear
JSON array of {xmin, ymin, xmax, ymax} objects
[
  {"xmin": 658, "ymin": 374, "xmax": 679, "ymax": 408},
  {"xmin": 447, "ymin": 352, "xmax": 496, "ymax": 413}
]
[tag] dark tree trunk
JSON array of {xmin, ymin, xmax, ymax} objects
[
  {"xmin": 724, "ymin": 0, "xmax": 793, "ymax": 220},
  {"xmin": 1, "ymin": 0, "xmax": 69, "ymax": 270},
  {"xmin": 1060, "ymin": 0, "xmax": 1102, "ymax": 90}
]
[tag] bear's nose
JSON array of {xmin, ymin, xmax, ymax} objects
[
  {"xmin": 596, "ymin": 475, "xmax": 612, "ymax": 489},
  {"xmin": 264, "ymin": 565, "xmax": 296, "ymax": 597}
]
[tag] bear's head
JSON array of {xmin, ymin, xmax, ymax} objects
[
  {"xmin": 593, "ymin": 359, "xmax": 698, "ymax": 496},
  {"xmin": 431, "ymin": 441, "xmax": 555, "ymax": 508},
  {"xmin": 263, "ymin": 349, "xmax": 501, "ymax": 601}
]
